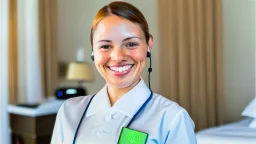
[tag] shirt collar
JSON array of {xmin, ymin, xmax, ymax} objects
[
  {"xmin": 86, "ymin": 84, "xmax": 111, "ymax": 117},
  {"xmin": 86, "ymin": 79, "xmax": 151, "ymax": 118}
]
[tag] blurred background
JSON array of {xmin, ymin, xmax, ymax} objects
[{"xmin": 0, "ymin": 0, "xmax": 255, "ymax": 144}]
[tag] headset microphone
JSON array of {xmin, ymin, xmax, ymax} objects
[
  {"xmin": 91, "ymin": 51, "xmax": 94, "ymax": 61},
  {"xmin": 147, "ymin": 51, "xmax": 151, "ymax": 58},
  {"xmin": 147, "ymin": 47, "xmax": 152, "ymax": 90}
]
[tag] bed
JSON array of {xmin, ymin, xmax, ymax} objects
[{"xmin": 196, "ymin": 118, "xmax": 256, "ymax": 144}]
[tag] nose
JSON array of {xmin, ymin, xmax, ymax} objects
[{"xmin": 110, "ymin": 48, "xmax": 126, "ymax": 63}]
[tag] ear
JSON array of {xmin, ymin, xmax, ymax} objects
[{"xmin": 148, "ymin": 35, "xmax": 153, "ymax": 51}]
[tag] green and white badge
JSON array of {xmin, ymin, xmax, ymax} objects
[{"xmin": 118, "ymin": 127, "xmax": 148, "ymax": 144}]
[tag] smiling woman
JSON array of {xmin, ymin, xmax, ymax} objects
[{"xmin": 51, "ymin": 1, "xmax": 197, "ymax": 144}]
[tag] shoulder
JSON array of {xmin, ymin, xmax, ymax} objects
[
  {"xmin": 150, "ymin": 93, "xmax": 196, "ymax": 142},
  {"xmin": 152, "ymin": 93, "xmax": 197, "ymax": 143},
  {"xmin": 63, "ymin": 95, "xmax": 92, "ymax": 107},
  {"xmin": 151, "ymin": 93, "xmax": 184, "ymax": 114},
  {"xmin": 57, "ymin": 95, "xmax": 93, "ymax": 116},
  {"xmin": 151, "ymin": 93, "xmax": 195, "ymax": 128}
]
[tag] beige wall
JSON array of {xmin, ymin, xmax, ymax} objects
[
  {"xmin": 57, "ymin": 0, "xmax": 160, "ymax": 94},
  {"xmin": 222, "ymin": 0, "xmax": 256, "ymax": 123}
]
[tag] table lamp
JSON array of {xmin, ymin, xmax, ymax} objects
[
  {"xmin": 67, "ymin": 62, "xmax": 93, "ymax": 83},
  {"xmin": 55, "ymin": 62, "xmax": 94, "ymax": 99}
]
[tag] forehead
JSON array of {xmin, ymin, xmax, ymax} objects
[{"xmin": 93, "ymin": 15, "xmax": 145, "ymax": 43}]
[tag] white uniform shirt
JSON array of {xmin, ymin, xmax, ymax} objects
[{"xmin": 51, "ymin": 80, "xmax": 197, "ymax": 144}]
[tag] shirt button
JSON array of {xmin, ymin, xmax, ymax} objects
[
  {"xmin": 105, "ymin": 114, "xmax": 112, "ymax": 121},
  {"xmin": 96, "ymin": 130, "xmax": 103, "ymax": 137}
]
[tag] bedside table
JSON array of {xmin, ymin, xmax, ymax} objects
[
  {"xmin": 10, "ymin": 113, "xmax": 56, "ymax": 144},
  {"xmin": 8, "ymin": 100, "xmax": 64, "ymax": 144}
]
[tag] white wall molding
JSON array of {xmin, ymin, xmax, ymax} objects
[
  {"xmin": 0, "ymin": 0, "xmax": 10, "ymax": 143},
  {"xmin": 17, "ymin": 0, "xmax": 43, "ymax": 103}
]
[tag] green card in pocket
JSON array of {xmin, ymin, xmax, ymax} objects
[{"xmin": 118, "ymin": 127, "xmax": 148, "ymax": 144}]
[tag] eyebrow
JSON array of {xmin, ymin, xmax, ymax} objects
[
  {"xmin": 97, "ymin": 36, "xmax": 141, "ymax": 43},
  {"xmin": 122, "ymin": 36, "xmax": 141, "ymax": 42},
  {"xmin": 97, "ymin": 40, "xmax": 112, "ymax": 43}
]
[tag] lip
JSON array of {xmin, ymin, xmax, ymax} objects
[
  {"xmin": 107, "ymin": 64, "xmax": 134, "ymax": 77},
  {"xmin": 107, "ymin": 64, "xmax": 133, "ymax": 67}
]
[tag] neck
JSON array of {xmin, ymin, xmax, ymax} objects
[{"xmin": 107, "ymin": 79, "xmax": 141, "ymax": 106}]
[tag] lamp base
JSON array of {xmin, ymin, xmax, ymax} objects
[{"xmin": 55, "ymin": 87, "xmax": 87, "ymax": 99}]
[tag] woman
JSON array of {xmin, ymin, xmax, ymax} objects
[{"xmin": 51, "ymin": 1, "xmax": 197, "ymax": 144}]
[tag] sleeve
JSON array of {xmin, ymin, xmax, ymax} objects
[
  {"xmin": 165, "ymin": 109, "xmax": 197, "ymax": 144},
  {"xmin": 51, "ymin": 104, "xmax": 64, "ymax": 144}
]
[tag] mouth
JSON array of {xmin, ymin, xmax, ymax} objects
[{"xmin": 107, "ymin": 64, "xmax": 134, "ymax": 76}]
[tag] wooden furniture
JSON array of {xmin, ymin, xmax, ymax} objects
[
  {"xmin": 10, "ymin": 113, "xmax": 56, "ymax": 144},
  {"xmin": 8, "ymin": 100, "xmax": 64, "ymax": 144}
]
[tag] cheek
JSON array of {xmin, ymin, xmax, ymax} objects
[
  {"xmin": 95, "ymin": 52, "xmax": 109, "ymax": 66},
  {"xmin": 129, "ymin": 50, "xmax": 147, "ymax": 61}
]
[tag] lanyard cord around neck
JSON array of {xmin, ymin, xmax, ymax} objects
[
  {"xmin": 72, "ymin": 95, "xmax": 95, "ymax": 144},
  {"xmin": 72, "ymin": 90, "xmax": 153, "ymax": 144},
  {"xmin": 126, "ymin": 90, "xmax": 153, "ymax": 127}
]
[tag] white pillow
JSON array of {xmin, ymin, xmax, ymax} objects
[
  {"xmin": 242, "ymin": 98, "xmax": 256, "ymax": 119},
  {"xmin": 249, "ymin": 118, "xmax": 256, "ymax": 128}
]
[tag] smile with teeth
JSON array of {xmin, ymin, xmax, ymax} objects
[{"xmin": 108, "ymin": 64, "xmax": 134, "ymax": 73}]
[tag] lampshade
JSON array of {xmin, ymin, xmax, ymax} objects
[{"xmin": 67, "ymin": 62, "xmax": 93, "ymax": 81}]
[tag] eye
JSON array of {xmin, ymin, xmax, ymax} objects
[
  {"xmin": 100, "ymin": 45, "xmax": 111, "ymax": 50},
  {"xmin": 126, "ymin": 42, "xmax": 138, "ymax": 48}
]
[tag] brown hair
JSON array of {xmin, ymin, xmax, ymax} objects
[{"xmin": 90, "ymin": 1, "xmax": 150, "ymax": 47}]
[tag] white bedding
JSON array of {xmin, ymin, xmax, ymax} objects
[{"xmin": 196, "ymin": 118, "xmax": 256, "ymax": 144}]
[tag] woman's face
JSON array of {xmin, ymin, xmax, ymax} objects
[{"xmin": 92, "ymin": 15, "xmax": 152, "ymax": 89}]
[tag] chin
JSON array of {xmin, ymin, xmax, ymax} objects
[{"xmin": 109, "ymin": 78, "xmax": 140, "ymax": 89}]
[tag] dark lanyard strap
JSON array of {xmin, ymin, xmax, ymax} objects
[
  {"xmin": 72, "ymin": 90, "xmax": 153, "ymax": 144},
  {"xmin": 126, "ymin": 90, "xmax": 153, "ymax": 127},
  {"xmin": 72, "ymin": 95, "xmax": 95, "ymax": 144}
]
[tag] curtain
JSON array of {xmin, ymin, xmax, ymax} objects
[
  {"xmin": 7, "ymin": 0, "xmax": 58, "ymax": 103},
  {"xmin": 158, "ymin": 0, "xmax": 223, "ymax": 130},
  {"xmin": 38, "ymin": 0, "xmax": 58, "ymax": 96},
  {"xmin": 8, "ymin": 0, "xmax": 18, "ymax": 104}
]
